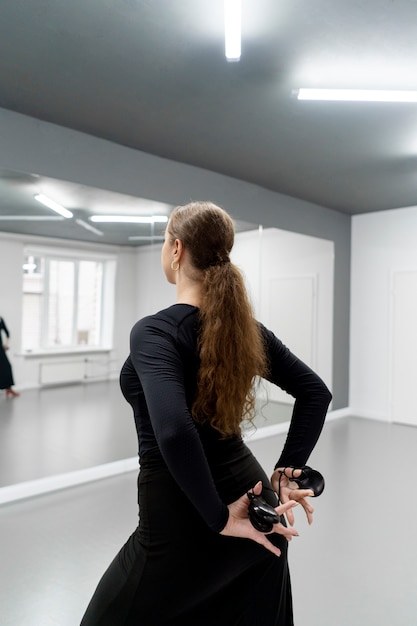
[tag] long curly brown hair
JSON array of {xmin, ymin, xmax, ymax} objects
[{"xmin": 168, "ymin": 201, "xmax": 267, "ymax": 437}]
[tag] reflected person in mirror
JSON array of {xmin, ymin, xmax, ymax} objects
[
  {"xmin": 0, "ymin": 316, "xmax": 19, "ymax": 398},
  {"xmin": 80, "ymin": 201, "xmax": 332, "ymax": 626}
]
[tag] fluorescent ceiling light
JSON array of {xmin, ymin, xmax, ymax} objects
[
  {"xmin": 0, "ymin": 215, "xmax": 64, "ymax": 221},
  {"xmin": 34, "ymin": 194, "xmax": 73, "ymax": 218},
  {"xmin": 296, "ymin": 88, "xmax": 417, "ymax": 102},
  {"xmin": 128, "ymin": 236, "xmax": 165, "ymax": 241},
  {"xmin": 90, "ymin": 215, "xmax": 168, "ymax": 223},
  {"xmin": 224, "ymin": 0, "xmax": 241, "ymax": 62},
  {"xmin": 75, "ymin": 219, "xmax": 104, "ymax": 236}
]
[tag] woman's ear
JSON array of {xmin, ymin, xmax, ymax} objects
[{"xmin": 173, "ymin": 238, "xmax": 184, "ymax": 262}]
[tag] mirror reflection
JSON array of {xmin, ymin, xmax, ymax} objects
[{"xmin": 0, "ymin": 169, "xmax": 334, "ymax": 494}]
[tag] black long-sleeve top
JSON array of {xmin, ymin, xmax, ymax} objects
[{"xmin": 120, "ymin": 304, "xmax": 332, "ymax": 533}]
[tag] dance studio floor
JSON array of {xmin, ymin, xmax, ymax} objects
[{"xmin": 1, "ymin": 383, "xmax": 416, "ymax": 625}]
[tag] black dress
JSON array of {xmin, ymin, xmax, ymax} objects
[
  {"xmin": 0, "ymin": 317, "xmax": 14, "ymax": 390},
  {"xmin": 80, "ymin": 304, "xmax": 331, "ymax": 626}
]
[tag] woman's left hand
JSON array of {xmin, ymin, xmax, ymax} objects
[{"xmin": 271, "ymin": 467, "xmax": 315, "ymax": 526}]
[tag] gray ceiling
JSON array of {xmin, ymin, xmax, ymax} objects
[{"xmin": 1, "ymin": 0, "xmax": 416, "ymax": 246}]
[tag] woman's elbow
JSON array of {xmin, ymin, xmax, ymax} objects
[{"xmin": 321, "ymin": 385, "xmax": 332, "ymax": 408}]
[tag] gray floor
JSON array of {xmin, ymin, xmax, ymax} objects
[{"xmin": 1, "ymin": 385, "xmax": 417, "ymax": 625}]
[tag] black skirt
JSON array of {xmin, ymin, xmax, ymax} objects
[
  {"xmin": 80, "ymin": 444, "xmax": 293, "ymax": 626},
  {"xmin": 0, "ymin": 345, "xmax": 14, "ymax": 389}
]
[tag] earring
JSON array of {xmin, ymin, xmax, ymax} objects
[{"xmin": 170, "ymin": 260, "xmax": 180, "ymax": 271}]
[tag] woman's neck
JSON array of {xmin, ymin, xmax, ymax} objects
[{"xmin": 175, "ymin": 281, "xmax": 202, "ymax": 308}]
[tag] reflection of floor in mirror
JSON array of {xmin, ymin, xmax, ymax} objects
[
  {"xmin": 0, "ymin": 380, "xmax": 136, "ymax": 487},
  {"xmin": 0, "ymin": 381, "xmax": 293, "ymax": 488},
  {"xmin": 254, "ymin": 399, "xmax": 293, "ymax": 427},
  {"xmin": 1, "ymin": 416, "xmax": 417, "ymax": 626}
]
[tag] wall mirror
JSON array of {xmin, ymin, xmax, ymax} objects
[{"xmin": 0, "ymin": 168, "xmax": 334, "ymax": 494}]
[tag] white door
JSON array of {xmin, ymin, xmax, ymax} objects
[
  {"xmin": 391, "ymin": 270, "xmax": 417, "ymax": 426},
  {"xmin": 267, "ymin": 275, "xmax": 316, "ymax": 404}
]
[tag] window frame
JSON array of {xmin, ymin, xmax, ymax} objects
[{"xmin": 22, "ymin": 245, "xmax": 116, "ymax": 355}]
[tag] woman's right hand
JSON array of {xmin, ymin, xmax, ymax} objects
[
  {"xmin": 271, "ymin": 467, "xmax": 315, "ymax": 526},
  {"xmin": 220, "ymin": 481, "xmax": 299, "ymax": 558}
]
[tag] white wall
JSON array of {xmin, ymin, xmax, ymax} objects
[
  {"xmin": 135, "ymin": 244, "xmax": 175, "ymax": 320},
  {"xmin": 350, "ymin": 205, "xmax": 417, "ymax": 421},
  {"xmin": 113, "ymin": 246, "xmax": 140, "ymax": 365},
  {"xmin": 233, "ymin": 228, "xmax": 334, "ymax": 403}
]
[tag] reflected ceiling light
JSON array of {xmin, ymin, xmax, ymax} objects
[
  {"xmin": 90, "ymin": 215, "xmax": 168, "ymax": 223},
  {"xmin": 296, "ymin": 88, "xmax": 417, "ymax": 102},
  {"xmin": 224, "ymin": 0, "xmax": 241, "ymax": 62},
  {"xmin": 23, "ymin": 263, "xmax": 37, "ymax": 271},
  {"xmin": 128, "ymin": 236, "xmax": 165, "ymax": 241},
  {"xmin": 0, "ymin": 215, "xmax": 63, "ymax": 220},
  {"xmin": 75, "ymin": 219, "xmax": 104, "ymax": 236},
  {"xmin": 34, "ymin": 194, "xmax": 73, "ymax": 218}
]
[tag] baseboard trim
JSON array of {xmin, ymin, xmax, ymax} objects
[
  {"xmin": 243, "ymin": 406, "xmax": 351, "ymax": 442},
  {"xmin": 0, "ymin": 457, "xmax": 138, "ymax": 505}
]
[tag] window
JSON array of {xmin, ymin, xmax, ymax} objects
[{"xmin": 22, "ymin": 248, "xmax": 116, "ymax": 352}]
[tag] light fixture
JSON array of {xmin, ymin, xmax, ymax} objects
[
  {"xmin": 34, "ymin": 194, "xmax": 73, "ymax": 218},
  {"xmin": 224, "ymin": 0, "xmax": 241, "ymax": 62},
  {"xmin": 296, "ymin": 88, "xmax": 417, "ymax": 103},
  {"xmin": 90, "ymin": 215, "xmax": 168, "ymax": 223},
  {"xmin": 75, "ymin": 219, "xmax": 104, "ymax": 236},
  {"xmin": 128, "ymin": 236, "xmax": 165, "ymax": 241},
  {"xmin": 0, "ymin": 215, "xmax": 64, "ymax": 221}
]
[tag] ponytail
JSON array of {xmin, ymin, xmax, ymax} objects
[{"xmin": 168, "ymin": 201, "xmax": 267, "ymax": 436}]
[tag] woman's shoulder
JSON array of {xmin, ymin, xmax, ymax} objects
[{"xmin": 132, "ymin": 304, "xmax": 198, "ymax": 335}]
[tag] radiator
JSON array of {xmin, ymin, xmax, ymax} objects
[{"xmin": 39, "ymin": 360, "xmax": 85, "ymax": 386}]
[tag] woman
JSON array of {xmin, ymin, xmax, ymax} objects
[
  {"xmin": 80, "ymin": 201, "xmax": 332, "ymax": 626},
  {"xmin": 0, "ymin": 316, "xmax": 19, "ymax": 398}
]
